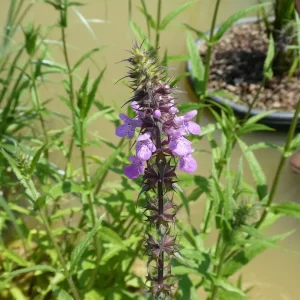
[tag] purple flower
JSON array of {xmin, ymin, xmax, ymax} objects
[
  {"xmin": 173, "ymin": 110, "xmax": 201, "ymax": 136},
  {"xmin": 179, "ymin": 153, "xmax": 197, "ymax": 173},
  {"xmin": 169, "ymin": 136, "xmax": 192, "ymax": 156},
  {"xmin": 115, "ymin": 114, "xmax": 142, "ymax": 139},
  {"xmin": 136, "ymin": 132, "xmax": 157, "ymax": 161},
  {"xmin": 124, "ymin": 156, "xmax": 145, "ymax": 179}
]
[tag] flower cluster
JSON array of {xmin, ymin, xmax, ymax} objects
[
  {"xmin": 116, "ymin": 86, "xmax": 200, "ymax": 179},
  {"xmin": 116, "ymin": 42, "xmax": 200, "ymax": 298}
]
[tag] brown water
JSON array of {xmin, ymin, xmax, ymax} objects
[{"xmin": 1, "ymin": 0, "xmax": 300, "ymax": 299}]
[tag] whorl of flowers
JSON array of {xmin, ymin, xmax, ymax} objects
[{"xmin": 116, "ymin": 42, "xmax": 200, "ymax": 298}]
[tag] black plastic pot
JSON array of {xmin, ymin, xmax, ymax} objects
[{"xmin": 186, "ymin": 17, "xmax": 300, "ymax": 130}]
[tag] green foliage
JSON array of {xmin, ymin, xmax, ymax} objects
[{"xmin": 1, "ymin": 1, "xmax": 299, "ymax": 299}]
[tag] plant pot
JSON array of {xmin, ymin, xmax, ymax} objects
[{"xmin": 186, "ymin": 16, "xmax": 300, "ymax": 130}]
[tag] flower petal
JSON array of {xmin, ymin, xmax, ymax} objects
[
  {"xmin": 184, "ymin": 110, "xmax": 197, "ymax": 121},
  {"xmin": 137, "ymin": 131, "xmax": 151, "ymax": 141},
  {"xmin": 169, "ymin": 137, "xmax": 192, "ymax": 156},
  {"xmin": 136, "ymin": 142, "xmax": 152, "ymax": 161},
  {"xmin": 179, "ymin": 154, "xmax": 197, "ymax": 173},
  {"xmin": 115, "ymin": 124, "xmax": 129, "ymax": 137},
  {"xmin": 124, "ymin": 164, "xmax": 140, "ymax": 179},
  {"xmin": 187, "ymin": 121, "xmax": 201, "ymax": 135},
  {"xmin": 119, "ymin": 113, "xmax": 131, "ymax": 123}
]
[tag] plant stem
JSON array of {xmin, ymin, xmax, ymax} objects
[
  {"xmin": 39, "ymin": 210, "xmax": 81, "ymax": 300},
  {"xmin": 155, "ymin": 0, "xmax": 162, "ymax": 50},
  {"xmin": 196, "ymin": 0, "xmax": 221, "ymax": 124},
  {"xmin": 155, "ymin": 122, "xmax": 165, "ymax": 288},
  {"xmin": 79, "ymin": 120, "xmax": 101, "ymax": 291},
  {"xmin": 210, "ymin": 244, "xmax": 228, "ymax": 300},
  {"xmin": 256, "ymin": 98, "xmax": 300, "ymax": 227},
  {"xmin": 61, "ymin": 25, "xmax": 76, "ymax": 176}
]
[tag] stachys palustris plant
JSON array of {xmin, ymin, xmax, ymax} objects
[{"xmin": 116, "ymin": 42, "xmax": 201, "ymax": 299}]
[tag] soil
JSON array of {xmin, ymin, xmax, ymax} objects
[{"xmin": 199, "ymin": 23, "xmax": 300, "ymax": 112}]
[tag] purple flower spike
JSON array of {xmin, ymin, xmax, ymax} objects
[
  {"xmin": 115, "ymin": 113, "xmax": 142, "ymax": 139},
  {"xmin": 174, "ymin": 110, "xmax": 201, "ymax": 136},
  {"xmin": 179, "ymin": 153, "xmax": 197, "ymax": 173},
  {"xmin": 169, "ymin": 136, "xmax": 192, "ymax": 156},
  {"xmin": 124, "ymin": 156, "xmax": 145, "ymax": 179},
  {"xmin": 136, "ymin": 132, "xmax": 157, "ymax": 161}
]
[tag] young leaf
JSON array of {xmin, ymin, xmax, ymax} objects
[
  {"xmin": 160, "ymin": 0, "xmax": 197, "ymax": 31},
  {"xmin": 187, "ymin": 31, "xmax": 204, "ymax": 96},
  {"xmin": 129, "ymin": 20, "xmax": 152, "ymax": 50},
  {"xmin": 70, "ymin": 214, "xmax": 105, "ymax": 273},
  {"xmin": 237, "ymin": 139, "xmax": 268, "ymax": 201},
  {"xmin": 263, "ymin": 35, "xmax": 275, "ymax": 79},
  {"xmin": 212, "ymin": 2, "xmax": 271, "ymax": 43},
  {"xmin": 270, "ymin": 202, "xmax": 300, "ymax": 218}
]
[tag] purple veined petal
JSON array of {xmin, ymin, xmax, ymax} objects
[
  {"xmin": 149, "ymin": 140, "xmax": 157, "ymax": 153},
  {"xmin": 187, "ymin": 121, "xmax": 201, "ymax": 135},
  {"xmin": 179, "ymin": 154, "xmax": 197, "ymax": 173},
  {"xmin": 137, "ymin": 131, "xmax": 151, "ymax": 141},
  {"xmin": 169, "ymin": 137, "xmax": 192, "ymax": 156},
  {"xmin": 184, "ymin": 110, "xmax": 197, "ymax": 121},
  {"xmin": 169, "ymin": 106, "xmax": 179, "ymax": 114},
  {"xmin": 124, "ymin": 164, "xmax": 140, "ymax": 179},
  {"xmin": 115, "ymin": 124, "xmax": 129, "ymax": 137},
  {"xmin": 136, "ymin": 141, "xmax": 152, "ymax": 161}
]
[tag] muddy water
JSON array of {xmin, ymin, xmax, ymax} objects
[{"xmin": 1, "ymin": 0, "xmax": 300, "ymax": 299}]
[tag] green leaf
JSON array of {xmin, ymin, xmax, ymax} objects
[
  {"xmin": 172, "ymin": 266, "xmax": 202, "ymax": 276},
  {"xmin": 237, "ymin": 139, "xmax": 268, "ymax": 201},
  {"xmin": 56, "ymin": 289, "xmax": 73, "ymax": 300},
  {"xmin": 70, "ymin": 215, "xmax": 105, "ymax": 273},
  {"xmin": 3, "ymin": 265, "xmax": 57, "ymax": 279},
  {"xmin": 29, "ymin": 143, "xmax": 47, "ymax": 175},
  {"xmin": 47, "ymin": 181, "xmax": 86, "ymax": 200},
  {"xmin": 178, "ymin": 102, "xmax": 202, "ymax": 113},
  {"xmin": 0, "ymin": 195, "xmax": 26, "ymax": 241},
  {"xmin": 187, "ymin": 31, "xmax": 204, "ymax": 96},
  {"xmin": 84, "ymin": 68, "xmax": 106, "ymax": 118},
  {"xmin": 223, "ymin": 230, "xmax": 293, "ymax": 276},
  {"xmin": 129, "ymin": 20, "xmax": 152, "ymax": 50},
  {"xmin": 72, "ymin": 47, "xmax": 103, "ymax": 71},
  {"xmin": 177, "ymin": 275, "xmax": 198, "ymax": 300},
  {"xmin": 180, "ymin": 23, "xmax": 209, "ymax": 42},
  {"xmin": 137, "ymin": 3, "xmax": 156, "ymax": 29},
  {"xmin": 214, "ymin": 279, "xmax": 246, "ymax": 297},
  {"xmin": 270, "ymin": 202, "xmax": 300, "ymax": 218},
  {"xmin": 99, "ymin": 227, "xmax": 124, "ymax": 246},
  {"xmin": 160, "ymin": 0, "xmax": 196, "ymax": 31},
  {"xmin": 92, "ymin": 140, "xmax": 126, "ymax": 188},
  {"xmin": 263, "ymin": 35, "xmax": 275, "ymax": 79},
  {"xmin": 212, "ymin": 2, "xmax": 271, "ymax": 43},
  {"xmin": 2, "ymin": 249, "xmax": 30, "ymax": 267}
]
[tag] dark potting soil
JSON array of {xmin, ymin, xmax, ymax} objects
[{"xmin": 199, "ymin": 23, "xmax": 300, "ymax": 112}]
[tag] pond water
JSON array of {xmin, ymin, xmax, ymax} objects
[{"xmin": 1, "ymin": 0, "xmax": 300, "ymax": 299}]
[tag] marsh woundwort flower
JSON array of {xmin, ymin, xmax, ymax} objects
[{"xmin": 116, "ymin": 42, "xmax": 200, "ymax": 298}]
